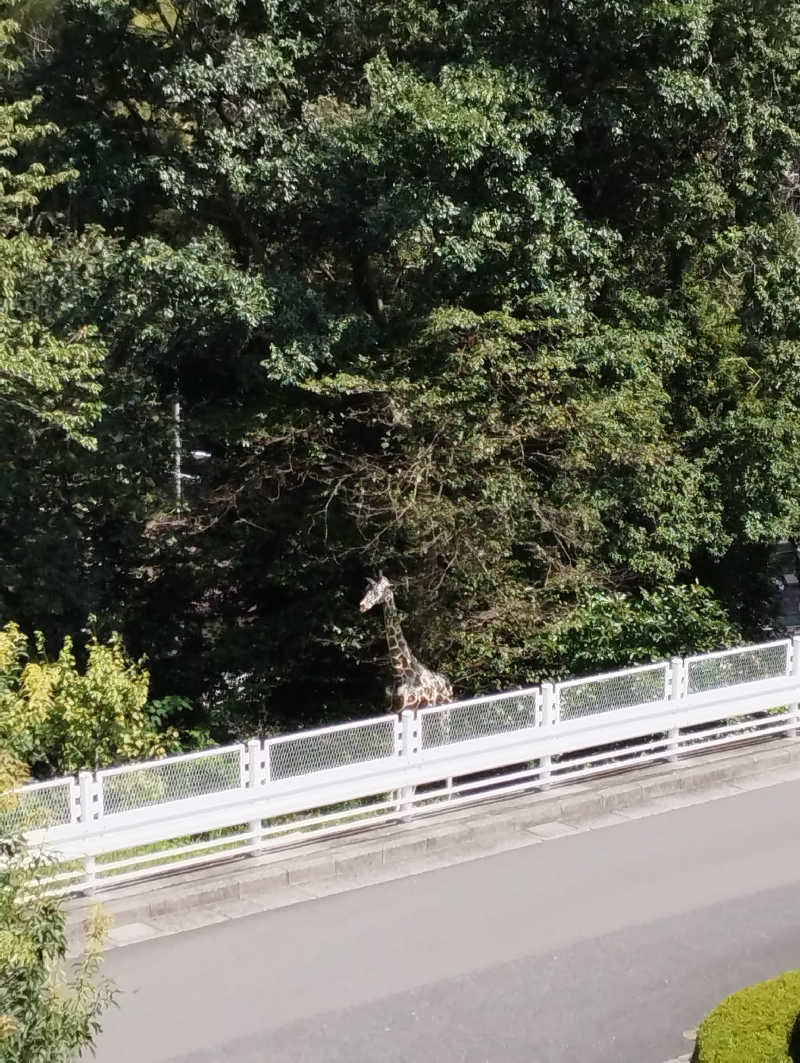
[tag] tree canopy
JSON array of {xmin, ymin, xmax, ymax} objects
[{"xmin": 1, "ymin": 0, "xmax": 800, "ymax": 740}]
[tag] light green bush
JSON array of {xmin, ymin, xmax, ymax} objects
[
  {"xmin": 0, "ymin": 622, "xmax": 179, "ymax": 776},
  {"xmin": 692, "ymin": 971, "xmax": 800, "ymax": 1063}
]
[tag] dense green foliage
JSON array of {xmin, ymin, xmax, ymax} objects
[
  {"xmin": 2, "ymin": 0, "xmax": 800, "ymax": 740},
  {"xmin": 692, "ymin": 970, "xmax": 800, "ymax": 1063},
  {"xmin": 0, "ymin": 16, "xmax": 103, "ymax": 445}
]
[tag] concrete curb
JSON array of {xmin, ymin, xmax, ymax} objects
[{"xmin": 66, "ymin": 737, "xmax": 800, "ymax": 942}]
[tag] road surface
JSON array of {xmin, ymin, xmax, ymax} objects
[{"xmin": 95, "ymin": 778, "xmax": 800, "ymax": 1062}]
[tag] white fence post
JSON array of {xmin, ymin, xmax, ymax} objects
[
  {"xmin": 247, "ymin": 739, "xmax": 265, "ymax": 855},
  {"xmin": 444, "ymin": 706, "xmax": 455, "ymax": 799},
  {"xmin": 78, "ymin": 771, "xmax": 98, "ymax": 893},
  {"xmin": 69, "ymin": 777, "xmax": 81, "ymax": 825},
  {"xmin": 788, "ymin": 636, "xmax": 800, "ymax": 738},
  {"xmin": 399, "ymin": 710, "xmax": 417, "ymax": 816},
  {"xmin": 539, "ymin": 683, "xmax": 554, "ymax": 788},
  {"xmin": 78, "ymin": 770, "xmax": 98, "ymax": 826},
  {"xmin": 666, "ymin": 657, "xmax": 684, "ymax": 762}
]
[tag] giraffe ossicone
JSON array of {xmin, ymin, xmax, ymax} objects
[{"xmin": 360, "ymin": 574, "xmax": 453, "ymax": 715}]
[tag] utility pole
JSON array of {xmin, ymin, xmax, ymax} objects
[
  {"xmin": 172, "ymin": 387, "xmax": 209, "ymax": 511},
  {"xmin": 173, "ymin": 395, "xmax": 182, "ymax": 513}
]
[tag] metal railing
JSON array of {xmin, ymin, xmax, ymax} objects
[
  {"xmin": 97, "ymin": 745, "xmax": 245, "ymax": 818},
  {"xmin": 8, "ymin": 636, "xmax": 800, "ymax": 896},
  {"xmin": 555, "ymin": 661, "xmax": 669, "ymax": 722}
]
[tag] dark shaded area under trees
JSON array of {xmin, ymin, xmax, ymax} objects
[{"xmin": 3, "ymin": 0, "xmax": 800, "ymax": 747}]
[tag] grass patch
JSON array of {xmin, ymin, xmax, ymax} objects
[
  {"xmin": 38, "ymin": 793, "xmax": 396, "ymax": 889},
  {"xmin": 96, "ymin": 824, "xmax": 246, "ymax": 876}
]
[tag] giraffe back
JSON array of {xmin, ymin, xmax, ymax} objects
[{"xmin": 393, "ymin": 667, "xmax": 452, "ymax": 714}]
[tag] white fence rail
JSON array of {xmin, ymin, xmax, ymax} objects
[{"xmin": 8, "ymin": 637, "xmax": 800, "ymax": 896}]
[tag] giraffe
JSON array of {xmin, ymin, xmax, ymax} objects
[{"xmin": 359, "ymin": 573, "xmax": 453, "ymax": 715}]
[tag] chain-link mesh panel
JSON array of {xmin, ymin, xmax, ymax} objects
[
  {"xmin": 99, "ymin": 747, "xmax": 244, "ymax": 817},
  {"xmin": 687, "ymin": 642, "xmax": 790, "ymax": 695},
  {"xmin": 268, "ymin": 718, "xmax": 396, "ymax": 781},
  {"xmin": 420, "ymin": 691, "xmax": 538, "ymax": 750},
  {"xmin": 2, "ymin": 779, "xmax": 73, "ymax": 832},
  {"xmin": 557, "ymin": 664, "xmax": 668, "ymax": 722}
]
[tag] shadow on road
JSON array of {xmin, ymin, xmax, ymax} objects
[{"xmin": 788, "ymin": 1012, "xmax": 800, "ymax": 1061}]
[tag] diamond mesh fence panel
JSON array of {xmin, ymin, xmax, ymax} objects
[
  {"xmin": 686, "ymin": 642, "xmax": 790, "ymax": 695},
  {"xmin": 268, "ymin": 718, "xmax": 397, "ymax": 781},
  {"xmin": 99, "ymin": 747, "xmax": 244, "ymax": 817},
  {"xmin": 3, "ymin": 779, "xmax": 73, "ymax": 832},
  {"xmin": 557, "ymin": 664, "xmax": 669, "ymax": 722},
  {"xmin": 420, "ymin": 691, "xmax": 538, "ymax": 750}
]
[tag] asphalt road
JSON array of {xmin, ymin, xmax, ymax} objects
[{"xmin": 94, "ymin": 779, "xmax": 800, "ymax": 1062}]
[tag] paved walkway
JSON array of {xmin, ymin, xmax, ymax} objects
[{"xmin": 94, "ymin": 773, "xmax": 800, "ymax": 1063}]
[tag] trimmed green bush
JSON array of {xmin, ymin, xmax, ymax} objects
[{"xmin": 693, "ymin": 970, "xmax": 800, "ymax": 1063}]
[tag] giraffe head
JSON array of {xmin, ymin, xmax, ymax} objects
[{"xmin": 359, "ymin": 572, "xmax": 393, "ymax": 613}]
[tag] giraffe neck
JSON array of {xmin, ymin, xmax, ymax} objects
[{"xmin": 382, "ymin": 592, "xmax": 417, "ymax": 678}]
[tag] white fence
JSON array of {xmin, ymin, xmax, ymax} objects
[{"xmin": 8, "ymin": 638, "xmax": 800, "ymax": 896}]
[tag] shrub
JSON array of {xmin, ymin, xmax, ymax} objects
[
  {"xmin": 0, "ymin": 622, "xmax": 180, "ymax": 776},
  {"xmin": 692, "ymin": 970, "xmax": 800, "ymax": 1063},
  {"xmin": 0, "ymin": 760, "xmax": 115, "ymax": 1061}
]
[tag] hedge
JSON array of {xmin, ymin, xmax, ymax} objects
[{"xmin": 692, "ymin": 970, "xmax": 800, "ymax": 1063}]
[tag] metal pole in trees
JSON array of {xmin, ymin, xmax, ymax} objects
[{"xmin": 173, "ymin": 395, "xmax": 182, "ymax": 513}]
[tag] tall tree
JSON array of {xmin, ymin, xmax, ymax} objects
[{"xmin": 5, "ymin": 0, "xmax": 800, "ymax": 729}]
